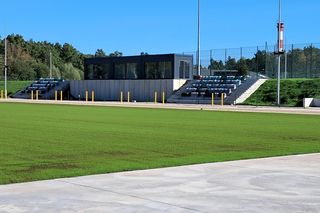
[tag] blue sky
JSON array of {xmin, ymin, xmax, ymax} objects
[{"xmin": 0, "ymin": 0, "xmax": 319, "ymax": 55}]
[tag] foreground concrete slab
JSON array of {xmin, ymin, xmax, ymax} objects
[{"xmin": 0, "ymin": 154, "xmax": 320, "ymax": 213}]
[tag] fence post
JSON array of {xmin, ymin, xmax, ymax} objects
[
  {"xmin": 221, "ymin": 93, "xmax": 224, "ymax": 106},
  {"xmin": 92, "ymin": 91, "xmax": 95, "ymax": 102},
  {"xmin": 85, "ymin": 91, "xmax": 88, "ymax": 102},
  {"xmin": 162, "ymin": 92, "xmax": 165, "ymax": 104},
  {"xmin": 120, "ymin": 91, "xmax": 123, "ymax": 103},
  {"xmin": 212, "ymin": 93, "xmax": 214, "ymax": 106},
  {"xmin": 36, "ymin": 90, "xmax": 39, "ymax": 100},
  {"xmin": 154, "ymin": 91, "xmax": 157, "ymax": 104},
  {"xmin": 31, "ymin": 90, "xmax": 34, "ymax": 100},
  {"xmin": 55, "ymin": 91, "xmax": 57, "ymax": 101},
  {"xmin": 127, "ymin": 91, "xmax": 130, "ymax": 103},
  {"xmin": 0, "ymin": 90, "xmax": 3, "ymax": 99},
  {"xmin": 60, "ymin": 91, "xmax": 63, "ymax": 101}
]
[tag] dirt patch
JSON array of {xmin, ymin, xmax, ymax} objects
[{"xmin": 19, "ymin": 162, "xmax": 79, "ymax": 173}]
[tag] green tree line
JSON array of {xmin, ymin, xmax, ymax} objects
[{"xmin": 0, "ymin": 34, "xmax": 123, "ymax": 81}]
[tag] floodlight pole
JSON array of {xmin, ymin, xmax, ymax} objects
[
  {"xmin": 276, "ymin": 0, "xmax": 283, "ymax": 106},
  {"xmin": 49, "ymin": 51, "xmax": 53, "ymax": 78},
  {"xmin": 4, "ymin": 37, "xmax": 8, "ymax": 99},
  {"xmin": 197, "ymin": 0, "xmax": 201, "ymax": 76}
]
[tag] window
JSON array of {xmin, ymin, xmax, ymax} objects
[
  {"xmin": 87, "ymin": 64, "xmax": 94, "ymax": 79},
  {"xmin": 179, "ymin": 61, "xmax": 190, "ymax": 79},
  {"xmin": 95, "ymin": 64, "xmax": 104, "ymax": 79},
  {"xmin": 114, "ymin": 63, "xmax": 126, "ymax": 79},
  {"xmin": 159, "ymin": 61, "xmax": 172, "ymax": 79},
  {"xmin": 184, "ymin": 62, "xmax": 190, "ymax": 78},
  {"xmin": 102, "ymin": 63, "xmax": 113, "ymax": 79},
  {"xmin": 127, "ymin": 63, "xmax": 139, "ymax": 79},
  {"xmin": 145, "ymin": 62, "xmax": 158, "ymax": 79}
]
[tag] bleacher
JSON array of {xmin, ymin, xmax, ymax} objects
[
  {"xmin": 12, "ymin": 78, "xmax": 70, "ymax": 100},
  {"xmin": 182, "ymin": 75, "xmax": 247, "ymax": 98},
  {"xmin": 21, "ymin": 78, "xmax": 63, "ymax": 94}
]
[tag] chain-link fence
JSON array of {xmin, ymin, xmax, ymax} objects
[{"xmin": 182, "ymin": 43, "xmax": 320, "ymax": 79}]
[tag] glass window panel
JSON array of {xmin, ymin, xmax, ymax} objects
[
  {"xmin": 184, "ymin": 62, "xmax": 190, "ymax": 78},
  {"xmin": 159, "ymin": 61, "xmax": 172, "ymax": 79},
  {"xmin": 127, "ymin": 63, "xmax": 139, "ymax": 79},
  {"xmin": 114, "ymin": 63, "xmax": 126, "ymax": 79},
  {"xmin": 87, "ymin": 64, "xmax": 94, "ymax": 80},
  {"xmin": 165, "ymin": 61, "xmax": 173, "ymax": 78},
  {"xmin": 102, "ymin": 63, "xmax": 113, "ymax": 79},
  {"xmin": 179, "ymin": 61, "xmax": 190, "ymax": 79},
  {"xmin": 145, "ymin": 62, "xmax": 158, "ymax": 79},
  {"xmin": 96, "ymin": 64, "xmax": 104, "ymax": 80},
  {"xmin": 179, "ymin": 61, "xmax": 185, "ymax": 78}
]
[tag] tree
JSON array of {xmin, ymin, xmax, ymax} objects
[
  {"xmin": 61, "ymin": 43, "xmax": 78, "ymax": 63},
  {"xmin": 9, "ymin": 59, "xmax": 36, "ymax": 80},
  {"xmin": 225, "ymin": 56, "xmax": 237, "ymax": 70},
  {"xmin": 209, "ymin": 59, "xmax": 224, "ymax": 70},
  {"xmin": 95, "ymin": 49, "xmax": 106, "ymax": 57},
  {"xmin": 237, "ymin": 58, "xmax": 249, "ymax": 76},
  {"xmin": 109, "ymin": 51, "xmax": 123, "ymax": 57},
  {"xmin": 61, "ymin": 63, "xmax": 83, "ymax": 80}
]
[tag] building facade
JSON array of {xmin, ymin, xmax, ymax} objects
[{"xmin": 70, "ymin": 54, "xmax": 193, "ymax": 102}]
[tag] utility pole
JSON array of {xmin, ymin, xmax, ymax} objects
[
  {"xmin": 49, "ymin": 51, "xmax": 53, "ymax": 78},
  {"xmin": 210, "ymin": 49, "xmax": 212, "ymax": 76},
  {"xmin": 197, "ymin": 0, "xmax": 201, "ymax": 76},
  {"xmin": 284, "ymin": 47, "xmax": 287, "ymax": 79},
  {"xmin": 4, "ymin": 37, "xmax": 7, "ymax": 99},
  {"xmin": 276, "ymin": 0, "xmax": 284, "ymax": 106},
  {"xmin": 265, "ymin": 42, "xmax": 268, "ymax": 76}
]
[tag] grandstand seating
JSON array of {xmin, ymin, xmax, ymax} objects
[
  {"xmin": 182, "ymin": 75, "xmax": 247, "ymax": 98},
  {"xmin": 12, "ymin": 77, "xmax": 70, "ymax": 100},
  {"xmin": 22, "ymin": 78, "xmax": 63, "ymax": 94}
]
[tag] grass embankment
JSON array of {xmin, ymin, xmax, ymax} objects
[
  {"xmin": 244, "ymin": 79, "xmax": 320, "ymax": 107},
  {"xmin": 0, "ymin": 81, "xmax": 32, "ymax": 96},
  {"xmin": 0, "ymin": 103, "xmax": 320, "ymax": 184}
]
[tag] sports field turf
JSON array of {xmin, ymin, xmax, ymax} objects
[{"xmin": 0, "ymin": 103, "xmax": 319, "ymax": 184}]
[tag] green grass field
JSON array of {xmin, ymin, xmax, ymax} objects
[
  {"xmin": 0, "ymin": 103, "xmax": 320, "ymax": 185},
  {"xmin": 0, "ymin": 81, "xmax": 32, "ymax": 96}
]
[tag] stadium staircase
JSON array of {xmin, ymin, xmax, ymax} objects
[
  {"xmin": 167, "ymin": 73, "xmax": 267, "ymax": 105},
  {"xmin": 12, "ymin": 78, "xmax": 70, "ymax": 100}
]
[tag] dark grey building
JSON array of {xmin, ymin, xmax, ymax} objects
[
  {"xmin": 84, "ymin": 54, "xmax": 192, "ymax": 80},
  {"xmin": 70, "ymin": 54, "xmax": 193, "ymax": 102}
]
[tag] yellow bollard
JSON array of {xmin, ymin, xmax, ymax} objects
[
  {"xmin": 55, "ymin": 91, "xmax": 57, "ymax": 101},
  {"xmin": 120, "ymin": 91, "xmax": 123, "ymax": 103},
  {"xmin": 212, "ymin": 93, "xmax": 214, "ymax": 106},
  {"xmin": 92, "ymin": 91, "xmax": 95, "ymax": 102},
  {"xmin": 0, "ymin": 90, "xmax": 3, "ymax": 99},
  {"xmin": 36, "ymin": 90, "xmax": 39, "ymax": 100},
  {"xmin": 31, "ymin": 90, "xmax": 34, "ymax": 100},
  {"xmin": 162, "ymin": 92, "xmax": 165, "ymax": 104},
  {"xmin": 154, "ymin": 91, "xmax": 157, "ymax": 104},
  {"xmin": 60, "ymin": 91, "xmax": 63, "ymax": 101},
  {"xmin": 127, "ymin": 91, "xmax": 130, "ymax": 103},
  {"xmin": 85, "ymin": 91, "xmax": 88, "ymax": 102},
  {"xmin": 221, "ymin": 93, "xmax": 224, "ymax": 106}
]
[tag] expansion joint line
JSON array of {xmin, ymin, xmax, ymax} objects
[{"xmin": 57, "ymin": 180, "xmax": 203, "ymax": 213}]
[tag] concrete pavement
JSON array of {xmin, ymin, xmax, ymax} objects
[
  {"xmin": 1, "ymin": 154, "xmax": 320, "ymax": 213},
  {"xmin": 1, "ymin": 98, "xmax": 320, "ymax": 115}
]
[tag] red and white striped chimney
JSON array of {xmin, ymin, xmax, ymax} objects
[{"xmin": 277, "ymin": 22, "xmax": 284, "ymax": 53}]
